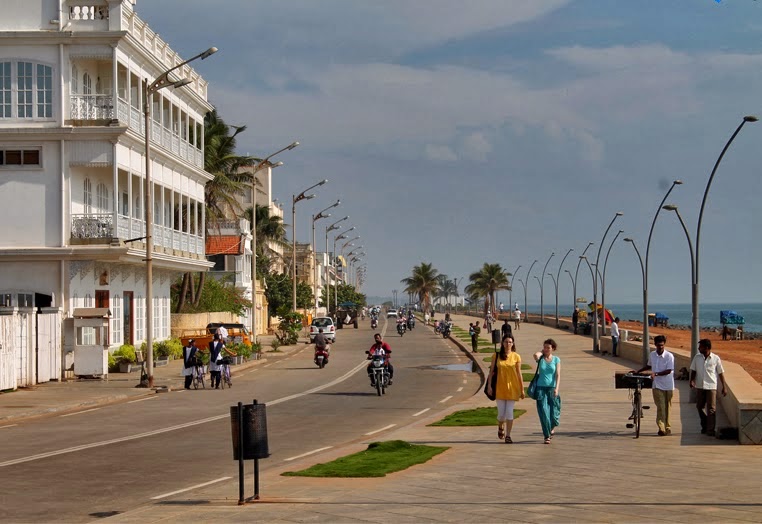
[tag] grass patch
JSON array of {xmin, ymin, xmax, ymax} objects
[
  {"xmin": 282, "ymin": 440, "xmax": 448, "ymax": 478},
  {"xmin": 429, "ymin": 406, "xmax": 526, "ymax": 426},
  {"xmin": 522, "ymin": 372, "xmax": 536, "ymax": 382},
  {"xmin": 521, "ymin": 364, "xmax": 531, "ymax": 370}
]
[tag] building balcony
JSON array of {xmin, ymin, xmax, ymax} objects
[{"xmin": 71, "ymin": 95, "xmax": 115, "ymax": 121}]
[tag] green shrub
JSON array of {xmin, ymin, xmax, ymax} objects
[
  {"xmin": 113, "ymin": 344, "xmax": 137, "ymax": 364},
  {"xmin": 270, "ymin": 339, "xmax": 281, "ymax": 351},
  {"xmin": 107, "ymin": 352, "xmax": 117, "ymax": 372},
  {"xmin": 153, "ymin": 338, "xmax": 183, "ymax": 360}
]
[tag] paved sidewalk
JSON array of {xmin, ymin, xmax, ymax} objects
[
  {"xmin": 0, "ymin": 335, "xmax": 287, "ymax": 423},
  {"xmin": 105, "ymin": 316, "xmax": 762, "ymax": 523}
]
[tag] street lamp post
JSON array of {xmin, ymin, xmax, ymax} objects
[
  {"xmin": 508, "ymin": 265, "xmax": 521, "ymax": 313},
  {"xmin": 539, "ymin": 253, "xmax": 554, "ymax": 324},
  {"xmin": 564, "ymin": 269, "xmax": 575, "ymax": 313},
  {"xmin": 593, "ymin": 212, "xmax": 623, "ymax": 353},
  {"xmin": 579, "ymin": 257, "xmax": 597, "ymax": 333},
  {"xmin": 292, "ymin": 180, "xmax": 327, "ymax": 311},
  {"xmin": 325, "ymin": 216, "xmax": 348, "ymax": 314},
  {"xmin": 312, "ymin": 200, "xmax": 340, "ymax": 314},
  {"xmin": 249, "ymin": 141, "xmax": 299, "ymax": 345},
  {"xmin": 142, "ymin": 46, "xmax": 217, "ymax": 388},
  {"xmin": 601, "ymin": 229, "xmax": 624, "ymax": 338},
  {"xmin": 554, "ymin": 249, "xmax": 573, "ymax": 327},
  {"xmin": 524, "ymin": 260, "xmax": 538, "ymax": 318},
  {"xmin": 572, "ymin": 242, "xmax": 595, "ymax": 310},
  {"xmin": 547, "ymin": 273, "xmax": 558, "ymax": 325},
  {"xmin": 337, "ymin": 235, "xmax": 359, "ymax": 306},
  {"xmin": 332, "ymin": 229, "xmax": 353, "ymax": 307},
  {"xmin": 518, "ymin": 279, "xmax": 527, "ymax": 320},
  {"xmin": 623, "ymin": 237, "xmax": 648, "ymax": 364},
  {"xmin": 643, "ymin": 180, "xmax": 683, "ymax": 359}
]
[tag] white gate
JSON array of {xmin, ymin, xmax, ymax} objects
[
  {"xmin": 36, "ymin": 310, "xmax": 62, "ymax": 383},
  {"xmin": 0, "ymin": 316, "xmax": 14, "ymax": 390}
]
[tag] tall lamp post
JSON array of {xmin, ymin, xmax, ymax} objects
[
  {"xmin": 623, "ymin": 237, "xmax": 648, "ymax": 364},
  {"xmin": 539, "ymin": 253, "xmax": 555, "ymax": 324},
  {"xmin": 332, "ymin": 229, "xmax": 353, "ymax": 306},
  {"xmin": 593, "ymin": 212, "xmax": 623, "ymax": 352},
  {"xmin": 143, "ymin": 46, "xmax": 217, "ymax": 388},
  {"xmin": 524, "ymin": 260, "xmax": 538, "ymax": 318},
  {"xmin": 508, "ymin": 265, "xmax": 521, "ymax": 312},
  {"xmin": 249, "ymin": 141, "xmax": 299, "ymax": 345},
  {"xmin": 312, "ymin": 200, "xmax": 340, "ymax": 314},
  {"xmin": 579, "ymin": 256, "xmax": 597, "ymax": 333},
  {"xmin": 601, "ymin": 229, "xmax": 624, "ymax": 335},
  {"xmin": 572, "ymin": 242, "xmax": 595, "ymax": 310},
  {"xmin": 292, "ymin": 180, "xmax": 327, "ymax": 311},
  {"xmin": 325, "ymin": 216, "xmax": 348, "ymax": 314},
  {"xmin": 554, "ymin": 249, "xmax": 573, "ymax": 327},
  {"xmin": 337, "ymin": 236, "xmax": 360, "ymax": 305}
]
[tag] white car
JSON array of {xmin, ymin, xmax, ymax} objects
[
  {"xmin": 310, "ymin": 317, "xmax": 336, "ymax": 343},
  {"xmin": 386, "ymin": 310, "xmax": 398, "ymax": 319}
]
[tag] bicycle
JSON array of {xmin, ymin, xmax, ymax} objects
[
  {"xmin": 219, "ymin": 357, "xmax": 233, "ymax": 389},
  {"xmin": 191, "ymin": 357, "xmax": 206, "ymax": 390},
  {"xmin": 615, "ymin": 372, "xmax": 652, "ymax": 438}
]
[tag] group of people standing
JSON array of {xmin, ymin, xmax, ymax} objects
[
  {"xmin": 181, "ymin": 330, "xmax": 237, "ymax": 390},
  {"xmin": 485, "ymin": 334, "xmax": 561, "ymax": 444}
]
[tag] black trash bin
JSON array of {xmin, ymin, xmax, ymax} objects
[
  {"xmin": 230, "ymin": 403, "xmax": 270, "ymax": 460},
  {"xmin": 491, "ymin": 329, "xmax": 501, "ymax": 344}
]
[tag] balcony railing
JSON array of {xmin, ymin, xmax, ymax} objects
[
  {"xmin": 115, "ymin": 215, "xmax": 205, "ymax": 256},
  {"xmin": 71, "ymin": 213, "xmax": 113, "ymax": 239},
  {"xmin": 70, "ymin": 95, "xmax": 115, "ymax": 120}
]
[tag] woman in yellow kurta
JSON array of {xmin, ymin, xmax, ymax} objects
[{"xmin": 486, "ymin": 334, "xmax": 524, "ymax": 443}]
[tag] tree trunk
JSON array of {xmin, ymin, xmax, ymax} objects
[
  {"xmin": 175, "ymin": 272, "xmax": 190, "ymax": 313},
  {"xmin": 192, "ymin": 271, "xmax": 205, "ymax": 307}
]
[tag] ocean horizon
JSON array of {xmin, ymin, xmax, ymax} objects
[{"xmin": 523, "ymin": 302, "xmax": 762, "ymax": 333}]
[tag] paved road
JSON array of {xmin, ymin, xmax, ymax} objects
[{"xmin": 0, "ymin": 318, "xmax": 477, "ymax": 522}]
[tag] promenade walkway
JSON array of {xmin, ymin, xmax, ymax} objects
[{"xmin": 104, "ymin": 315, "xmax": 762, "ymax": 523}]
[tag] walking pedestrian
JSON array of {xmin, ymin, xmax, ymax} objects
[
  {"xmin": 633, "ymin": 335, "xmax": 674, "ymax": 436},
  {"xmin": 610, "ymin": 317, "xmax": 620, "ymax": 357},
  {"xmin": 533, "ymin": 338, "xmax": 561, "ymax": 444},
  {"xmin": 207, "ymin": 333, "xmax": 225, "ymax": 389},
  {"xmin": 182, "ymin": 339, "xmax": 198, "ymax": 390},
  {"xmin": 690, "ymin": 339, "xmax": 727, "ymax": 436},
  {"xmin": 486, "ymin": 335, "xmax": 524, "ymax": 443},
  {"xmin": 471, "ymin": 322, "xmax": 481, "ymax": 352},
  {"xmin": 501, "ymin": 318, "xmax": 512, "ymax": 339},
  {"xmin": 424, "ymin": 312, "xmax": 430, "ymax": 325},
  {"xmin": 572, "ymin": 306, "xmax": 579, "ymax": 334},
  {"xmin": 513, "ymin": 306, "xmax": 521, "ymax": 330}
]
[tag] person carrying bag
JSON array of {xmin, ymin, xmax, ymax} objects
[{"xmin": 485, "ymin": 335, "xmax": 524, "ymax": 443}]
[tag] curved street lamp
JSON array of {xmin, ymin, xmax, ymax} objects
[
  {"xmin": 524, "ymin": 260, "xmax": 538, "ymax": 318},
  {"xmin": 554, "ymin": 249, "xmax": 574, "ymax": 327},
  {"xmin": 623, "ymin": 237, "xmax": 647, "ymax": 364},
  {"xmin": 572, "ymin": 242, "xmax": 595, "ymax": 314},
  {"xmin": 292, "ymin": 180, "xmax": 327, "ymax": 310},
  {"xmin": 508, "ymin": 265, "xmax": 521, "ymax": 312},
  {"xmin": 143, "ymin": 46, "xmax": 217, "ymax": 387},
  {"xmin": 601, "ymin": 229, "xmax": 624, "ymax": 339},
  {"xmin": 325, "ymin": 216, "xmax": 348, "ymax": 313},
  {"xmin": 311, "ymin": 200, "xmax": 340, "ymax": 313},
  {"xmin": 643, "ymin": 179, "xmax": 682, "ymax": 361},
  {"xmin": 593, "ymin": 212, "xmax": 623, "ymax": 353},
  {"xmin": 539, "ymin": 253, "xmax": 555, "ymax": 324}
]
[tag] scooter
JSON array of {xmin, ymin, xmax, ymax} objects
[
  {"xmin": 366, "ymin": 350, "xmax": 390, "ymax": 396},
  {"xmin": 371, "ymin": 317, "xmax": 378, "ymax": 330},
  {"xmin": 397, "ymin": 321, "xmax": 406, "ymax": 336},
  {"xmin": 314, "ymin": 345, "xmax": 330, "ymax": 368},
  {"xmin": 442, "ymin": 322, "xmax": 451, "ymax": 339},
  {"xmin": 407, "ymin": 316, "xmax": 415, "ymax": 330}
]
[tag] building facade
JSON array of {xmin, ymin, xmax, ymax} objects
[{"xmin": 0, "ymin": 0, "xmax": 214, "ymax": 371}]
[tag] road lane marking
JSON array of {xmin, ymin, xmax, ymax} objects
[
  {"xmin": 0, "ymin": 360, "xmax": 369, "ymax": 468},
  {"xmin": 457, "ymin": 387, "xmax": 463, "ymax": 392},
  {"xmin": 0, "ymin": 424, "xmax": 18, "ymax": 429},
  {"xmin": 60, "ymin": 408, "xmax": 100, "ymax": 418},
  {"xmin": 412, "ymin": 408, "xmax": 430, "ymax": 417},
  {"xmin": 151, "ymin": 477, "xmax": 232, "ymax": 500},
  {"xmin": 127, "ymin": 397, "xmax": 156, "ymax": 404},
  {"xmin": 463, "ymin": 379, "xmax": 467, "ymax": 384},
  {"xmin": 365, "ymin": 424, "xmax": 396, "ymax": 436},
  {"xmin": 263, "ymin": 364, "xmax": 271, "ymax": 368},
  {"xmin": 284, "ymin": 446, "xmax": 333, "ymax": 462},
  {"xmin": 439, "ymin": 396, "xmax": 453, "ymax": 403}
]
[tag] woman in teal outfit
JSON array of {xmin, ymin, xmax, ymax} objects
[{"xmin": 533, "ymin": 338, "xmax": 561, "ymax": 444}]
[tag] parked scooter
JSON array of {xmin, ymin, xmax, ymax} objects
[{"xmin": 314, "ymin": 345, "xmax": 330, "ymax": 368}]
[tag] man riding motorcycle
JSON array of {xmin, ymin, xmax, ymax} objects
[
  {"xmin": 314, "ymin": 328, "xmax": 330, "ymax": 365},
  {"xmin": 367, "ymin": 333, "xmax": 394, "ymax": 385}
]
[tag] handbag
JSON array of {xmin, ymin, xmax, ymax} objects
[
  {"xmin": 483, "ymin": 358, "xmax": 498, "ymax": 401},
  {"xmin": 526, "ymin": 359, "xmax": 542, "ymax": 400}
]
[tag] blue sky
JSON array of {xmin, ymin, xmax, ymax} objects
[{"xmin": 138, "ymin": 0, "xmax": 762, "ymax": 306}]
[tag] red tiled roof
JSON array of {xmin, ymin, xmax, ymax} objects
[{"xmin": 205, "ymin": 235, "xmax": 244, "ymax": 255}]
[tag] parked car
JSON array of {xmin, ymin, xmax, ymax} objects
[{"xmin": 310, "ymin": 317, "xmax": 336, "ymax": 343}]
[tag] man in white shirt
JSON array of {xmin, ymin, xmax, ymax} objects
[
  {"xmin": 690, "ymin": 339, "xmax": 727, "ymax": 437},
  {"xmin": 634, "ymin": 335, "xmax": 675, "ymax": 436},
  {"xmin": 609, "ymin": 317, "xmax": 620, "ymax": 357}
]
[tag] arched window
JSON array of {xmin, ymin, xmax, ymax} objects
[
  {"xmin": 134, "ymin": 195, "xmax": 141, "ymax": 218},
  {"xmin": 71, "ymin": 65, "xmax": 79, "ymax": 94},
  {"xmin": 96, "ymin": 183, "xmax": 109, "ymax": 213},
  {"xmin": 84, "ymin": 178, "xmax": 92, "ymax": 214},
  {"xmin": 154, "ymin": 200, "xmax": 161, "ymax": 226},
  {"xmin": 82, "ymin": 73, "xmax": 92, "ymax": 95}
]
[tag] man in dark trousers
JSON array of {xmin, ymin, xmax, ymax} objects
[
  {"xmin": 471, "ymin": 322, "xmax": 481, "ymax": 352},
  {"xmin": 208, "ymin": 333, "xmax": 225, "ymax": 389},
  {"xmin": 501, "ymin": 318, "xmax": 512, "ymax": 339},
  {"xmin": 572, "ymin": 306, "xmax": 579, "ymax": 334},
  {"xmin": 182, "ymin": 339, "xmax": 198, "ymax": 390}
]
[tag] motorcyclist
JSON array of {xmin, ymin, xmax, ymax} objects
[
  {"xmin": 314, "ymin": 328, "xmax": 330, "ymax": 360},
  {"xmin": 367, "ymin": 333, "xmax": 394, "ymax": 385}
]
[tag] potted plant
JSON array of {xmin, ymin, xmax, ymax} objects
[{"xmin": 113, "ymin": 344, "xmax": 137, "ymax": 372}]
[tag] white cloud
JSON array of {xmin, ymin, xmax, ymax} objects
[
  {"xmin": 425, "ymin": 144, "xmax": 458, "ymax": 162},
  {"xmin": 460, "ymin": 132, "xmax": 492, "ymax": 162}
]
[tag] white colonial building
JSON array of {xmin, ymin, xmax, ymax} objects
[{"xmin": 0, "ymin": 0, "xmax": 214, "ymax": 380}]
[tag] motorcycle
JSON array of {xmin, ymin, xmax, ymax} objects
[
  {"xmin": 434, "ymin": 321, "xmax": 442, "ymax": 334},
  {"xmin": 407, "ymin": 316, "xmax": 415, "ymax": 330},
  {"xmin": 371, "ymin": 317, "xmax": 378, "ymax": 330},
  {"xmin": 397, "ymin": 321, "xmax": 406, "ymax": 336},
  {"xmin": 442, "ymin": 322, "xmax": 451, "ymax": 339},
  {"xmin": 314, "ymin": 345, "xmax": 330, "ymax": 368},
  {"xmin": 366, "ymin": 350, "xmax": 390, "ymax": 396}
]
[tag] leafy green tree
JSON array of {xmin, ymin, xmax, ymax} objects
[
  {"xmin": 264, "ymin": 272, "xmax": 314, "ymax": 317},
  {"xmin": 465, "ymin": 263, "xmax": 511, "ymax": 315},
  {"xmin": 400, "ymin": 262, "xmax": 440, "ymax": 314},
  {"xmin": 171, "ymin": 275, "xmax": 252, "ymax": 316},
  {"xmin": 321, "ymin": 284, "xmax": 367, "ymax": 310},
  {"xmin": 243, "ymin": 204, "xmax": 289, "ymax": 277}
]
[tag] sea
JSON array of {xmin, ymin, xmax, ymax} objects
[{"xmin": 525, "ymin": 303, "xmax": 762, "ymax": 333}]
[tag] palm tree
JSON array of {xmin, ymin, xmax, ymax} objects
[
  {"xmin": 438, "ymin": 277, "xmax": 459, "ymax": 312},
  {"xmin": 400, "ymin": 262, "xmax": 440, "ymax": 314},
  {"xmin": 243, "ymin": 204, "xmax": 289, "ymax": 277},
  {"xmin": 465, "ymin": 263, "xmax": 511, "ymax": 317}
]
